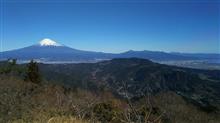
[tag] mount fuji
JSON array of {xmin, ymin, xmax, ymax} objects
[
  {"xmin": 39, "ymin": 38, "xmax": 63, "ymax": 46},
  {"xmin": 0, "ymin": 38, "xmax": 219, "ymax": 63},
  {"xmin": 0, "ymin": 38, "xmax": 113, "ymax": 63}
]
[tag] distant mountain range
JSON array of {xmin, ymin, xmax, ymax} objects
[{"xmin": 0, "ymin": 38, "xmax": 219, "ymax": 63}]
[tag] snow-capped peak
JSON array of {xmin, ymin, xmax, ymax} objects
[{"xmin": 39, "ymin": 38, "xmax": 62, "ymax": 46}]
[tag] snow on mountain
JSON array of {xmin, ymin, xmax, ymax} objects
[
  {"xmin": 39, "ymin": 38, "xmax": 62, "ymax": 46},
  {"xmin": 1, "ymin": 38, "xmax": 219, "ymax": 64}
]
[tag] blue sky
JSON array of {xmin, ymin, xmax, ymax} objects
[{"xmin": 0, "ymin": 0, "xmax": 219, "ymax": 53}]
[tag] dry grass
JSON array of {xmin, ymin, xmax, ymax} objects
[
  {"xmin": 151, "ymin": 92, "xmax": 220, "ymax": 123},
  {"xmin": 1, "ymin": 75, "xmax": 219, "ymax": 123},
  {"xmin": 0, "ymin": 75, "xmax": 111, "ymax": 123},
  {"xmin": 47, "ymin": 116, "xmax": 88, "ymax": 123},
  {"xmin": 8, "ymin": 116, "xmax": 88, "ymax": 123}
]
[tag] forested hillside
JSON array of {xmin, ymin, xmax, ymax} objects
[{"xmin": 0, "ymin": 58, "xmax": 220, "ymax": 123}]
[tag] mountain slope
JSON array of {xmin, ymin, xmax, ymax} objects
[
  {"xmin": 1, "ymin": 75, "xmax": 219, "ymax": 123},
  {"xmin": 116, "ymin": 50, "xmax": 199, "ymax": 61},
  {"xmin": 1, "ymin": 58, "xmax": 220, "ymax": 122},
  {"xmin": 39, "ymin": 58, "xmax": 220, "ymax": 112}
]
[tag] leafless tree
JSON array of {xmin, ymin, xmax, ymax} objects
[{"xmin": 121, "ymin": 81, "xmax": 164, "ymax": 123}]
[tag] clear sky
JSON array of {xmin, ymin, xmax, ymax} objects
[{"xmin": 0, "ymin": 0, "xmax": 219, "ymax": 53}]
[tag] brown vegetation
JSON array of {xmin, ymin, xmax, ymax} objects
[{"xmin": 1, "ymin": 75, "xmax": 219, "ymax": 123}]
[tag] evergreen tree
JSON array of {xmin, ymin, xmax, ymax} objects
[
  {"xmin": 26, "ymin": 60, "xmax": 41, "ymax": 84},
  {"xmin": 11, "ymin": 59, "xmax": 17, "ymax": 66}
]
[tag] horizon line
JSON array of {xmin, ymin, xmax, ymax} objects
[{"xmin": 0, "ymin": 44, "xmax": 219, "ymax": 54}]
